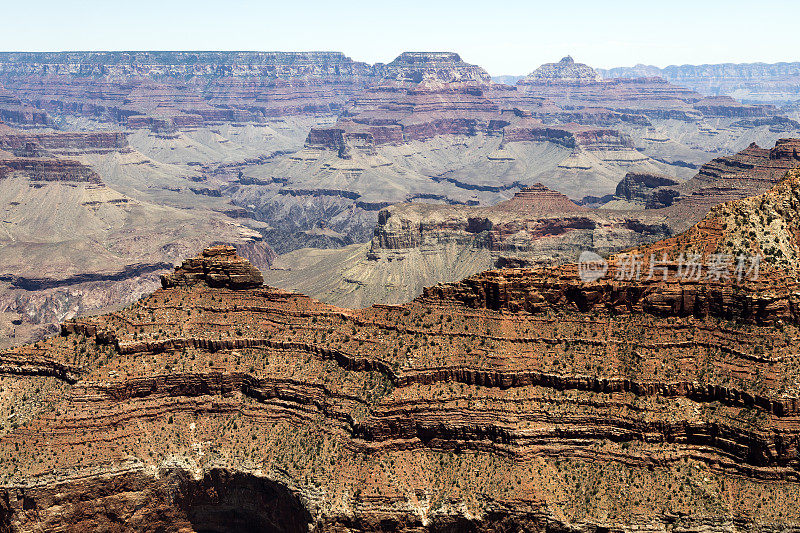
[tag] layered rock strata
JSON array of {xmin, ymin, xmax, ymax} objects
[
  {"xmin": 5, "ymin": 190, "xmax": 800, "ymax": 530},
  {"xmin": 600, "ymin": 61, "xmax": 800, "ymax": 106},
  {"xmin": 646, "ymin": 138, "xmax": 800, "ymax": 230},
  {"xmin": 0, "ymin": 51, "xmax": 380, "ymax": 129},
  {"xmin": 369, "ymin": 183, "xmax": 670, "ymax": 266},
  {"xmin": 263, "ymin": 138, "xmax": 800, "ymax": 309},
  {"xmin": 0, "ymin": 129, "xmax": 128, "ymax": 155},
  {"xmin": 382, "ymin": 52, "xmax": 491, "ymax": 84},
  {"xmin": 0, "ymin": 123, "xmax": 274, "ymax": 348},
  {"xmin": 161, "ymin": 245, "xmax": 264, "ymax": 289}
]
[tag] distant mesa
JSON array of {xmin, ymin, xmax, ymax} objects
[
  {"xmin": 383, "ymin": 51, "xmax": 492, "ymax": 84},
  {"xmin": 497, "ymin": 182, "xmax": 586, "ymax": 214},
  {"xmin": 522, "ymin": 55, "xmax": 602, "ymax": 83}
]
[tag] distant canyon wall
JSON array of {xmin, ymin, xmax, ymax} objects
[{"xmin": 599, "ymin": 62, "xmax": 800, "ymax": 105}]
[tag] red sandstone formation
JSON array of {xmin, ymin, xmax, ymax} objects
[
  {"xmin": 367, "ymin": 182, "xmax": 671, "ymax": 269},
  {"xmin": 5, "ymin": 182, "xmax": 800, "ymax": 530},
  {"xmin": 304, "ymin": 53, "xmax": 501, "ymax": 150},
  {"xmin": 0, "ymin": 84, "xmax": 48, "ymax": 126},
  {"xmin": 0, "ymin": 123, "xmax": 112, "ymax": 183},
  {"xmin": 490, "ymin": 182, "xmax": 586, "ymax": 214}
]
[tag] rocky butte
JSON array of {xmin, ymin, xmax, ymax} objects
[
  {"xmin": 523, "ymin": 55, "xmax": 601, "ymax": 83},
  {"xmin": 517, "ymin": 57, "xmax": 776, "ymax": 121},
  {"xmin": 5, "ymin": 165, "xmax": 800, "ymax": 529},
  {"xmin": 382, "ymin": 52, "xmax": 493, "ymax": 84}
]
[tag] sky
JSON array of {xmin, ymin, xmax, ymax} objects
[{"xmin": 1, "ymin": 0, "xmax": 798, "ymax": 75}]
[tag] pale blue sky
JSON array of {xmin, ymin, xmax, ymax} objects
[{"xmin": 1, "ymin": 0, "xmax": 797, "ymax": 75}]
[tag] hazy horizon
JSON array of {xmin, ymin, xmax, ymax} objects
[{"xmin": 1, "ymin": 0, "xmax": 798, "ymax": 76}]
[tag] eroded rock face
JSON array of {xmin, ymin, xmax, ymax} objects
[
  {"xmin": 0, "ymin": 85, "xmax": 49, "ymax": 125},
  {"xmin": 0, "ymin": 121, "xmax": 275, "ymax": 349},
  {"xmin": 615, "ymin": 172, "xmax": 681, "ymax": 206},
  {"xmin": 517, "ymin": 70, "xmax": 775, "ymax": 121},
  {"xmin": 7, "ymin": 175, "xmax": 800, "ymax": 529},
  {"xmin": 0, "ymin": 157, "xmax": 102, "ymax": 183},
  {"xmin": 502, "ymin": 119, "xmax": 635, "ymax": 149},
  {"xmin": 161, "ymin": 245, "xmax": 264, "ymax": 290},
  {"xmin": 264, "ymin": 138, "xmax": 800, "ymax": 310},
  {"xmin": 0, "ymin": 468, "xmax": 312, "ymax": 533},
  {"xmin": 0, "ymin": 130, "xmax": 128, "ymax": 155},
  {"xmin": 693, "ymin": 96, "xmax": 777, "ymax": 118},
  {"xmin": 427, "ymin": 168, "xmax": 800, "ymax": 322},
  {"xmin": 654, "ymin": 138, "xmax": 800, "ymax": 230}
]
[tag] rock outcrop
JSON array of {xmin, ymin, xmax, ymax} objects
[
  {"xmin": 501, "ymin": 119, "xmax": 635, "ymax": 149},
  {"xmin": 264, "ymin": 138, "xmax": 800, "ymax": 309},
  {"xmin": 0, "ymin": 85, "xmax": 48, "ymax": 125},
  {"xmin": 653, "ymin": 138, "xmax": 800, "ymax": 230},
  {"xmin": 614, "ymin": 171, "xmax": 682, "ymax": 207},
  {"xmin": 264, "ymin": 183, "xmax": 671, "ymax": 307},
  {"xmin": 368, "ymin": 182, "xmax": 671, "ymax": 266},
  {"xmin": 0, "ymin": 129, "xmax": 129, "ymax": 155},
  {"xmin": 161, "ymin": 245, "xmax": 264, "ymax": 289},
  {"xmin": 6, "ymin": 175, "xmax": 800, "ymax": 529}
]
